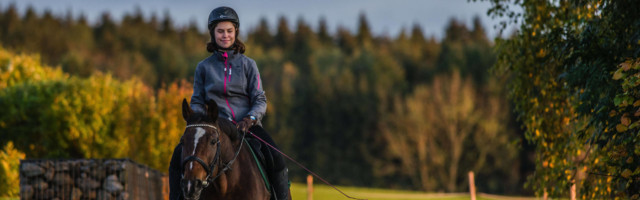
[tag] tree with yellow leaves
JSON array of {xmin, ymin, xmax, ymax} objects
[{"xmin": 484, "ymin": 0, "xmax": 640, "ymax": 197}]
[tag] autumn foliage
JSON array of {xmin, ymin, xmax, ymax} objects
[
  {"xmin": 0, "ymin": 4, "xmax": 524, "ymax": 196},
  {"xmin": 487, "ymin": 0, "xmax": 640, "ymax": 198},
  {"xmin": 0, "ymin": 47, "xmax": 191, "ymax": 175}
]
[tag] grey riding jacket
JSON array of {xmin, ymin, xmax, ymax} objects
[{"xmin": 190, "ymin": 51, "xmax": 267, "ymax": 125}]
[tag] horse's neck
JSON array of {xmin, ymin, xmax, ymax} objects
[
  {"xmin": 210, "ymin": 145, "xmax": 268, "ymax": 199},
  {"xmin": 216, "ymin": 137, "xmax": 245, "ymax": 183}
]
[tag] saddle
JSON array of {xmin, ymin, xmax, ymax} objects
[
  {"xmin": 245, "ymin": 136, "xmax": 276, "ymax": 197},
  {"xmin": 244, "ymin": 125, "xmax": 288, "ymax": 200}
]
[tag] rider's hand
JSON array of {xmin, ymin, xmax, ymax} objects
[{"xmin": 236, "ymin": 116, "xmax": 256, "ymax": 132}]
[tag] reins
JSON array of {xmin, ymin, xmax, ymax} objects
[
  {"xmin": 212, "ymin": 129, "xmax": 246, "ymax": 181},
  {"xmin": 248, "ymin": 131, "xmax": 367, "ymax": 200},
  {"xmin": 183, "ymin": 123, "xmax": 366, "ymax": 200}
]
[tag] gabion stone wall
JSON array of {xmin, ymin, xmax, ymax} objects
[{"xmin": 19, "ymin": 159, "xmax": 168, "ymax": 200}]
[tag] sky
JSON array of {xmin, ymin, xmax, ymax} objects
[{"xmin": 0, "ymin": 0, "xmax": 516, "ymax": 40}]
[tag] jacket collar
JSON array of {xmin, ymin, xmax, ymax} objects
[{"xmin": 215, "ymin": 50, "xmax": 239, "ymax": 61}]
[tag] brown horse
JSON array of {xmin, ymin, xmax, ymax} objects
[{"xmin": 180, "ymin": 98, "xmax": 270, "ymax": 200}]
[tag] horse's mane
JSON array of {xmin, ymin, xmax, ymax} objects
[
  {"xmin": 217, "ymin": 118, "xmax": 239, "ymax": 140},
  {"xmin": 186, "ymin": 112, "xmax": 214, "ymax": 125},
  {"xmin": 187, "ymin": 112, "xmax": 239, "ymax": 140}
]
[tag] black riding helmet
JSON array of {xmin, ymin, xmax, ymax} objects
[{"xmin": 208, "ymin": 6, "xmax": 239, "ymax": 30}]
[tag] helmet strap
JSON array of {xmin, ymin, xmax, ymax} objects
[{"xmin": 217, "ymin": 45, "xmax": 235, "ymax": 51}]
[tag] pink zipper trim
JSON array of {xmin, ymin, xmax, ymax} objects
[
  {"xmin": 222, "ymin": 52, "xmax": 236, "ymax": 120},
  {"xmin": 256, "ymin": 74, "xmax": 261, "ymax": 90},
  {"xmin": 223, "ymin": 52, "xmax": 229, "ymax": 94},
  {"xmin": 225, "ymin": 98, "xmax": 236, "ymax": 120}
]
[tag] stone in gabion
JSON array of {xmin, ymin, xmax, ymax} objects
[
  {"xmin": 83, "ymin": 189, "xmax": 97, "ymax": 199},
  {"xmin": 97, "ymin": 190, "xmax": 114, "ymax": 200},
  {"xmin": 77, "ymin": 176, "xmax": 101, "ymax": 190},
  {"xmin": 21, "ymin": 159, "xmax": 167, "ymax": 199},
  {"xmin": 104, "ymin": 174, "xmax": 124, "ymax": 193},
  {"xmin": 105, "ymin": 160, "xmax": 125, "ymax": 171},
  {"xmin": 21, "ymin": 163, "xmax": 44, "ymax": 177},
  {"xmin": 44, "ymin": 168, "xmax": 55, "ymax": 181},
  {"xmin": 54, "ymin": 161, "xmax": 70, "ymax": 172},
  {"xmin": 117, "ymin": 191, "xmax": 129, "ymax": 200},
  {"xmin": 42, "ymin": 188, "xmax": 55, "ymax": 199},
  {"xmin": 32, "ymin": 178, "xmax": 48, "ymax": 190},
  {"xmin": 53, "ymin": 173, "xmax": 74, "ymax": 186},
  {"xmin": 20, "ymin": 185, "xmax": 33, "ymax": 199},
  {"xmin": 70, "ymin": 187, "xmax": 83, "ymax": 200}
]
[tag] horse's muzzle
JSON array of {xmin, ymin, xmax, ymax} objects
[{"xmin": 181, "ymin": 178, "xmax": 204, "ymax": 200}]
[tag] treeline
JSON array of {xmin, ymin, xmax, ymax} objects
[
  {"xmin": 0, "ymin": 5, "xmax": 208, "ymax": 88},
  {"xmin": 0, "ymin": 4, "xmax": 530, "ymax": 194}
]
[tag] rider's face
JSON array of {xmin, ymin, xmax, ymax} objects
[{"xmin": 214, "ymin": 21, "xmax": 236, "ymax": 49}]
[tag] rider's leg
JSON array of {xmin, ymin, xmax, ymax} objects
[
  {"xmin": 249, "ymin": 126, "xmax": 289, "ymax": 200},
  {"xmin": 169, "ymin": 143, "xmax": 184, "ymax": 200}
]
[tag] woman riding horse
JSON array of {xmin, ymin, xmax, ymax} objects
[
  {"xmin": 178, "ymin": 99, "xmax": 270, "ymax": 199},
  {"xmin": 169, "ymin": 6, "xmax": 290, "ymax": 200}
]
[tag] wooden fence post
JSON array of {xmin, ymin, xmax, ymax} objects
[
  {"xmin": 468, "ymin": 171, "xmax": 476, "ymax": 200},
  {"xmin": 307, "ymin": 174, "xmax": 313, "ymax": 200},
  {"xmin": 571, "ymin": 183, "xmax": 576, "ymax": 200}
]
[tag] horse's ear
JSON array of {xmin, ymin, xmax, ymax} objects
[
  {"xmin": 182, "ymin": 98, "xmax": 191, "ymax": 121},
  {"xmin": 206, "ymin": 100, "xmax": 218, "ymax": 122}
]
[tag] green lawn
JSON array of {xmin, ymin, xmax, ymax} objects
[
  {"xmin": 2, "ymin": 184, "xmax": 532, "ymax": 200},
  {"xmin": 290, "ymin": 183, "xmax": 495, "ymax": 200}
]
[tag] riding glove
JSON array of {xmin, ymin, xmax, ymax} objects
[{"xmin": 237, "ymin": 116, "xmax": 256, "ymax": 132}]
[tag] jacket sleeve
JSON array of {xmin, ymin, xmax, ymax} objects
[
  {"xmin": 190, "ymin": 63, "xmax": 206, "ymax": 114},
  {"xmin": 245, "ymin": 59, "xmax": 267, "ymax": 121}
]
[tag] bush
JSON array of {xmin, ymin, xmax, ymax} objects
[{"xmin": 0, "ymin": 142, "xmax": 25, "ymax": 197}]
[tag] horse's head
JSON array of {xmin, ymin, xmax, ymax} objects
[{"xmin": 180, "ymin": 98, "xmax": 222, "ymax": 200}]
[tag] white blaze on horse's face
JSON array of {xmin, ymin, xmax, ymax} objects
[
  {"xmin": 187, "ymin": 181, "xmax": 192, "ymax": 194},
  {"xmin": 190, "ymin": 127, "xmax": 206, "ymax": 170}
]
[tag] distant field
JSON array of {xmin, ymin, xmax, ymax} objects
[
  {"xmin": 2, "ymin": 184, "xmax": 533, "ymax": 200},
  {"xmin": 289, "ymin": 183, "xmax": 502, "ymax": 200},
  {"xmin": 290, "ymin": 182, "xmax": 458, "ymax": 200}
]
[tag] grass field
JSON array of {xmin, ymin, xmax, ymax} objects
[
  {"xmin": 290, "ymin": 182, "xmax": 466, "ymax": 200},
  {"xmin": 1, "ymin": 184, "xmax": 534, "ymax": 200},
  {"xmin": 289, "ymin": 183, "xmax": 533, "ymax": 200}
]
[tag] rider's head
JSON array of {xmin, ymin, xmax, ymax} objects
[{"xmin": 207, "ymin": 6, "xmax": 245, "ymax": 54}]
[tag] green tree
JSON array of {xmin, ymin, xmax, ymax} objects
[
  {"xmin": 317, "ymin": 17, "xmax": 332, "ymax": 46},
  {"xmin": 0, "ymin": 48, "xmax": 190, "ymax": 171},
  {"xmin": 394, "ymin": 23, "xmax": 440, "ymax": 89},
  {"xmin": 0, "ymin": 6, "xmax": 523, "ymax": 192},
  {"xmin": 485, "ymin": 0, "xmax": 640, "ymax": 197},
  {"xmin": 356, "ymin": 13, "xmax": 372, "ymax": 46},
  {"xmin": 379, "ymin": 71, "xmax": 517, "ymax": 192},
  {"xmin": 274, "ymin": 16, "xmax": 293, "ymax": 50},
  {"xmin": 336, "ymin": 26, "xmax": 356, "ymax": 55},
  {"xmin": 248, "ymin": 17, "xmax": 273, "ymax": 48}
]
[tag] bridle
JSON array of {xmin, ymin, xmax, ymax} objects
[{"xmin": 181, "ymin": 123, "xmax": 246, "ymax": 188}]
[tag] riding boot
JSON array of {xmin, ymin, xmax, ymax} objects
[
  {"xmin": 169, "ymin": 143, "xmax": 184, "ymax": 200},
  {"xmin": 248, "ymin": 126, "xmax": 289, "ymax": 200},
  {"xmin": 269, "ymin": 152, "xmax": 290, "ymax": 200}
]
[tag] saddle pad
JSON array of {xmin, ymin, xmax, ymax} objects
[{"xmin": 245, "ymin": 138, "xmax": 272, "ymax": 192}]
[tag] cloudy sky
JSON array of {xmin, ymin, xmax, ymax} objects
[{"xmin": 1, "ymin": 0, "xmax": 516, "ymax": 39}]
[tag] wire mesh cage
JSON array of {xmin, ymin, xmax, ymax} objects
[{"xmin": 19, "ymin": 159, "xmax": 168, "ymax": 200}]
